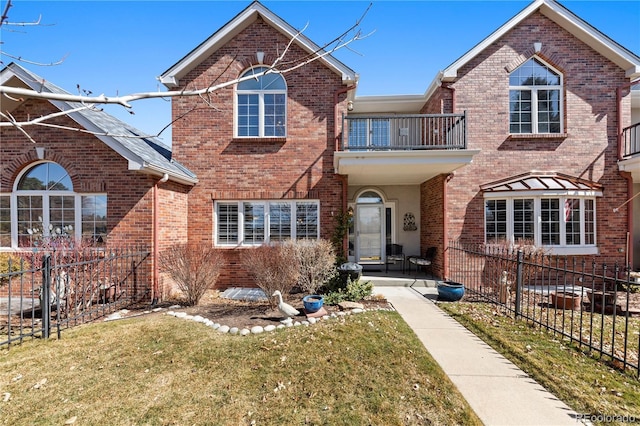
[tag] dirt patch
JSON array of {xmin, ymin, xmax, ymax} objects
[{"xmin": 133, "ymin": 290, "xmax": 393, "ymax": 330}]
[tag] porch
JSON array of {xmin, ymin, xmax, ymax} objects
[{"xmin": 619, "ymin": 122, "xmax": 640, "ymax": 181}]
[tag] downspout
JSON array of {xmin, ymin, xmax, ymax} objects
[
  {"xmin": 334, "ymin": 84, "xmax": 356, "ymax": 256},
  {"xmin": 442, "ymin": 173, "xmax": 454, "ymax": 279},
  {"xmin": 152, "ymin": 173, "xmax": 169, "ymax": 306},
  {"xmin": 443, "ymin": 84, "xmax": 456, "ymax": 114},
  {"xmin": 616, "ymin": 79, "xmax": 639, "ymax": 270}
]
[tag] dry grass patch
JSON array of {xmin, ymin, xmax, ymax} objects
[
  {"xmin": 0, "ymin": 310, "xmax": 480, "ymax": 425},
  {"xmin": 439, "ymin": 301, "xmax": 640, "ymax": 421}
]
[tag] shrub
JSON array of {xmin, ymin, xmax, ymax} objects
[
  {"xmin": 241, "ymin": 241, "xmax": 300, "ymax": 308},
  {"xmin": 294, "ymin": 238, "xmax": 335, "ymax": 294},
  {"xmin": 323, "ymin": 277, "xmax": 373, "ymax": 305},
  {"xmin": 159, "ymin": 244, "xmax": 225, "ymax": 306},
  {"xmin": 0, "ymin": 253, "xmax": 28, "ymax": 286}
]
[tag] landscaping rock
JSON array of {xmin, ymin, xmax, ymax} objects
[
  {"xmin": 264, "ymin": 325, "xmax": 276, "ymax": 332},
  {"xmin": 251, "ymin": 326, "xmax": 264, "ymax": 334},
  {"xmin": 229, "ymin": 327, "xmax": 239, "ymax": 335},
  {"xmin": 339, "ymin": 301, "xmax": 364, "ymax": 310},
  {"xmin": 218, "ymin": 325, "xmax": 230, "ymax": 333},
  {"xmin": 240, "ymin": 329, "xmax": 250, "ymax": 336}
]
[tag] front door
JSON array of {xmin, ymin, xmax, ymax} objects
[{"xmin": 356, "ymin": 204, "xmax": 384, "ymax": 264}]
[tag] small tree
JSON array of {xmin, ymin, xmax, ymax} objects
[
  {"xmin": 295, "ymin": 239, "xmax": 335, "ymax": 294},
  {"xmin": 241, "ymin": 241, "xmax": 300, "ymax": 308},
  {"xmin": 159, "ymin": 244, "xmax": 225, "ymax": 306}
]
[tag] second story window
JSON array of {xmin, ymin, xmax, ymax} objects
[
  {"xmin": 509, "ymin": 58, "xmax": 562, "ymax": 134},
  {"xmin": 236, "ymin": 66, "xmax": 287, "ymax": 138}
]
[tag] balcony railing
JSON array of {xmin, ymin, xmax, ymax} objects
[
  {"xmin": 622, "ymin": 122, "xmax": 640, "ymax": 157},
  {"xmin": 340, "ymin": 113, "xmax": 467, "ymax": 151}
]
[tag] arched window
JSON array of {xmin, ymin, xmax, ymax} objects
[
  {"xmin": 0, "ymin": 161, "xmax": 107, "ymax": 248},
  {"xmin": 236, "ymin": 66, "xmax": 287, "ymax": 137},
  {"xmin": 509, "ymin": 58, "xmax": 563, "ymax": 134}
]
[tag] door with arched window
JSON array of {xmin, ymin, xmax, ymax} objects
[{"xmin": 354, "ymin": 190, "xmax": 387, "ymax": 265}]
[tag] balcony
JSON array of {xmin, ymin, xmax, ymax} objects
[
  {"xmin": 334, "ymin": 113, "xmax": 479, "ymax": 185},
  {"xmin": 619, "ymin": 122, "xmax": 640, "ymax": 182}
]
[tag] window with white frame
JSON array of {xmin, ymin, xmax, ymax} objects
[
  {"xmin": 1, "ymin": 161, "xmax": 107, "ymax": 249},
  {"xmin": 485, "ymin": 195, "xmax": 597, "ymax": 254},
  {"xmin": 236, "ymin": 66, "xmax": 286, "ymax": 137},
  {"xmin": 215, "ymin": 200, "xmax": 319, "ymax": 245},
  {"xmin": 509, "ymin": 58, "xmax": 562, "ymax": 134}
]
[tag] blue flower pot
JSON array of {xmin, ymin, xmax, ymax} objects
[
  {"xmin": 437, "ymin": 281, "xmax": 465, "ymax": 302},
  {"xmin": 303, "ymin": 295, "xmax": 324, "ymax": 313}
]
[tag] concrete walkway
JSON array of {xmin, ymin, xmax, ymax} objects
[{"xmin": 373, "ymin": 285, "xmax": 580, "ymax": 426}]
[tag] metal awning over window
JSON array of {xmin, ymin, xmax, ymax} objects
[{"xmin": 480, "ymin": 172, "xmax": 603, "ymax": 196}]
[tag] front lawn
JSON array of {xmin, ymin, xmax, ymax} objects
[{"xmin": 0, "ymin": 310, "xmax": 480, "ymax": 425}]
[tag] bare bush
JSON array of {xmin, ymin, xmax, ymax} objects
[
  {"xmin": 241, "ymin": 241, "xmax": 300, "ymax": 308},
  {"xmin": 159, "ymin": 244, "xmax": 225, "ymax": 306},
  {"xmin": 483, "ymin": 239, "xmax": 550, "ymax": 301},
  {"xmin": 294, "ymin": 239, "xmax": 335, "ymax": 294}
]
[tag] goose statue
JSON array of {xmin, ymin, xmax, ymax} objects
[{"xmin": 272, "ymin": 290, "xmax": 300, "ymax": 319}]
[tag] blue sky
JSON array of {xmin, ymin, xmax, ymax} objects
[{"xmin": 2, "ymin": 0, "xmax": 639, "ymax": 144}]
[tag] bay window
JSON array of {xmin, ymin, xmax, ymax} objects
[{"xmin": 485, "ymin": 195, "xmax": 597, "ymax": 254}]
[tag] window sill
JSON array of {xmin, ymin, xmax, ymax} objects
[
  {"xmin": 546, "ymin": 246, "xmax": 599, "ymax": 256},
  {"xmin": 508, "ymin": 133, "xmax": 568, "ymax": 140},
  {"xmin": 232, "ymin": 137, "xmax": 287, "ymax": 143}
]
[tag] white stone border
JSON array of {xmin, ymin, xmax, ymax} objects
[{"xmin": 164, "ymin": 306, "xmax": 395, "ymax": 336}]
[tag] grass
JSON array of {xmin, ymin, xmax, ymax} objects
[
  {"xmin": 0, "ymin": 310, "xmax": 481, "ymax": 425},
  {"xmin": 439, "ymin": 301, "xmax": 640, "ymax": 421}
]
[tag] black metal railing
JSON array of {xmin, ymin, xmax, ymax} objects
[
  {"xmin": 341, "ymin": 113, "xmax": 467, "ymax": 151},
  {"xmin": 622, "ymin": 122, "xmax": 640, "ymax": 157},
  {"xmin": 0, "ymin": 246, "xmax": 151, "ymax": 347},
  {"xmin": 447, "ymin": 240, "xmax": 640, "ymax": 377}
]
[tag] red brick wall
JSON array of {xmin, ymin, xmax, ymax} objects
[
  {"xmin": 0, "ymin": 99, "xmax": 161, "ymax": 248},
  {"xmin": 0, "ymin": 99, "xmax": 181, "ymax": 299},
  {"xmin": 436, "ymin": 11, "xmax": 632, "ymax": 269},
  {"xmin": 170, "ymin": 18, "xmax": 347, "ymax": 288}
]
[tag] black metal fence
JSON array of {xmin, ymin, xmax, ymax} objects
[
  {"xmin": 448, "ymin": 241, "xmax": 640, "ymax": 376},
  {"xmin": 0, "ymin": 246, "xmax": 151, "ymax": 348}
]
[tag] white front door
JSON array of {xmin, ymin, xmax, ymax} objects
[{"xmin": 356, "ymin": 204, "xmax": 384, "ymax": 264}]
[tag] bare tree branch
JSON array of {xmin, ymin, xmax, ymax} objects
[
  {"xmin": 0, "ymin": 51, "xmax": 67, "ymax": 67},
  {"xmin": 1, "ymin": 1, "xmax": 373, "ymax": 141}
]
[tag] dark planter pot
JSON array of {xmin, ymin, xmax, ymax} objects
[
  {"xmin": 587, "ymin": 291, "xmax": 616, "ymax": 306},
  {"xmin": 303, "ymin": 295, "xmax": 324, "ymax": 313},
  {"xmin": 437, "ymin": 281, "xmax": 465, "ymax": 302},
  {"xmin": 337, "ymin": 262, "xmax": 363, "ymax": 283},
  {"xmin": 550, "ymin": 291, "xmax": 581, "ymax": 310}
]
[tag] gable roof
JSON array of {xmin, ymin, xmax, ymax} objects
[
  {"xmin": 1, "ymin": 63, "xmax": 198, "ymax": 186},
  {"xmin": 441, "ymin": 0, "xmax": 640, "ymax": 83},
  {"xmin": 159, "ymin": 1, "xmax": 358, "ymax": 88}
]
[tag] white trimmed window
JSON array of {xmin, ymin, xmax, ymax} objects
[
  {"xmin": 235, "ymin": 66, "xmax": 287, "ymax": 137},
  {"xmin": 485, "ymin": 196, "xmax": 597, "ymax": 255},
  {"xmin": 0, "ymin": 161, "xmax": 107, "ymax": 249},
  {"xmin": 214, "ymin": 200, "xmax": 319, "ymax": 246},
  {"xmin": 509, "ymin": 58, "xmax": 563, "ymax": 134}
]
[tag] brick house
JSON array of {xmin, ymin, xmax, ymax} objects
[
  {"xmin": 2, "ymin": 0, "xmax": 639, "ymax": 294},
  {"xmin": 158, "ymin": 0, "xmax": 639, "ymax": 286},
  {"xmin": 0, "ymin": 64, "xmax": 197, "ymax": 300}
]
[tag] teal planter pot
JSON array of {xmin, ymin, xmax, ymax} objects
[
  {"xmin": 303, "ymin": 295, "xmax": 324, "ymax": 313},
  {"xmin": 437, "ymin": 281, "xmax": 465, "ymax": 302}
]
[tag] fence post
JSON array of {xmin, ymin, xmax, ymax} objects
[
  {"xmin": 41, "ymin": 254, "xmax": 51, "ymax": 339},
  {"xmin": 514, "ymin": 250, "xmax": 524, "ymax": 318}
]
